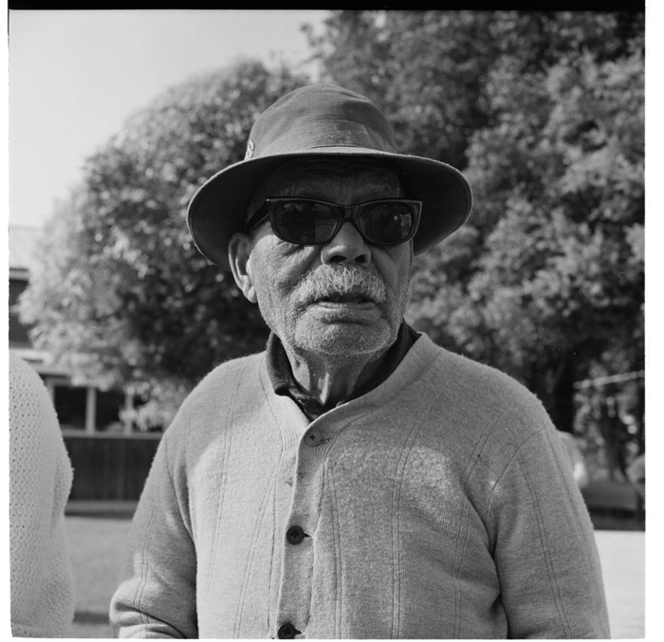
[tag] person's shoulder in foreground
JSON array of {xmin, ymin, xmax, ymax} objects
[{"xmin": 9, "ymin": 351, "xmax": 75, "ymax": 638}]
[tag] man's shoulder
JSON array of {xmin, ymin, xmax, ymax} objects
[
  {"xmin": 198, "ymin": 351, "xmax": 266, "ymax": 386},
  {"xmin": 420, "ymin": 336, "xmax": 536, "ymax": 397},
  {"xmin": 417, "ymin": 335, "xmax": 552, "ymax": 431},
  {"xmin": 410, "ymin": 338, "xmax": 558, "ymax": 484},
  {"xmin": 168, "ymin": 351, "xmax": 267, "ymax": 427}
]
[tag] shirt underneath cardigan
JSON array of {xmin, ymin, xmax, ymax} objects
[{"xmin": 110, "ymin": 333, "xmax": 609, "ymax": 639}]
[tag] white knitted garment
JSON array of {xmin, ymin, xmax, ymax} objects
[{"xmin": 9, "ymin": 352, "xmax": 75, "ymax": 638}]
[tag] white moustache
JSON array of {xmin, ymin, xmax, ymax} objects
[{"xmin": 297, "ymin": 266, "xmax": 387, "ymax": 304}]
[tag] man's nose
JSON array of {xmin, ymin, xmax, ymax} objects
[{"xmin": 320, "ymin": 221, "xmax": 371, "ymax": 265}]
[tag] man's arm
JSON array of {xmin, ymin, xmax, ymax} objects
[
  {"xmin": 110, "ymin": 435, "xmax": 198, "ymax": 638},
  {"xmin": 489, "ymin": 426, "xmax": 610, "ymax": 639}
]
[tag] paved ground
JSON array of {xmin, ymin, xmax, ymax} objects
[{"xmin": 594, "ymin": 530, "xmax": 645, "ymax": 638}]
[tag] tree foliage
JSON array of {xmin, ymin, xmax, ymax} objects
[
  {"xmin": 21, "ymin": 14, "xmax": 645, "ymax": 459},
  {"xmin": 308, "ymin": 11, "xmax": 644, "ymax": 459},
  {"xmin": 20, "ymin": 59, "xmax": 309, "ymax": 417}
]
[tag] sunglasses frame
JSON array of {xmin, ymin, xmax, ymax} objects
[{"xmin": 245, "ymin": 197, "xmax": 423, "ymax": 247}]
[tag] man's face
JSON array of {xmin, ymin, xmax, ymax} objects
[{"xmin": 230, "ymin": 159, "xmax": 414, "ymax": 360}]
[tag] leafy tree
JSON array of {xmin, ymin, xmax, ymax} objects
[
  {"xmin": 409, "ymin": 24, "xmax": 644, "ymax": 441},
  {"xmin": 306, "ymin": 11, "xmax": 643, "ymax": 169},
  {"xmin": 308, "ymin": 11, "xmax": 645, "ymax": 466},
  {"xmin": 20, "ymin": 59, "xmax": 309, "ymax": 426}
]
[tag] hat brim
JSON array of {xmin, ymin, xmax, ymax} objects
[{"xmin": 187, "ymin": 147, "xmax": 473, "ymax": 270}]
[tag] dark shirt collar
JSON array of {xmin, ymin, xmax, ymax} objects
[{"xmin": 266, "ymin": 322, "xmax": 419, "ymax": 420}]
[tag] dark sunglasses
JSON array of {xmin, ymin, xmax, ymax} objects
[{"xmin": 245, "ymin": 197, "xmax": 422, "ymax": 247}]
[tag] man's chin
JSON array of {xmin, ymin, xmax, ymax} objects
[{"xmin": 294, "ymin": 315, "xmax": 395, "ymax": 357}]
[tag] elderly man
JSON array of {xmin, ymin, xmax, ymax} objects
[{"xmin": 110, "ymin": 84, "xmax": 609, "ymax": 639}]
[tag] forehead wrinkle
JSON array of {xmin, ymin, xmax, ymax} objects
[
  {"xmin": 275, "ymin": 176, "xmax": 400, "ymax": 199},
  {"xmin": 361, "ymin": 175, "xmax": 402, "ymax": 197}
]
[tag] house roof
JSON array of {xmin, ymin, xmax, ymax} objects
[{"xmin": 9, "ymin": 226, "xmax": 41, "ymax": 272}]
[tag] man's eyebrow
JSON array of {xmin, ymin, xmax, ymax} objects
[
  {"xmin": 274, "ymin": 183, "xmax": 314, "ymax": 198},
  {"xmin": 246, "ymin": 182, "xmax": 306, "ymax": 220}
]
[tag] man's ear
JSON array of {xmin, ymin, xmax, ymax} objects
[{"xmin": 228, "ymin": 232, "xmax": 257, "ymax": 303}]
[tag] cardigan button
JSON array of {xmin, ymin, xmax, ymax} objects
[
  {"xmin": 286, "ymin": 525, "xmax": 306, "ymax": 545},
  {"xmin": 304, "ymin": 429, "xmax": 322, "ymax": 447},
  {"xmin": 277, "ymin": 622, "xmax": 300, "ymax": 638}
]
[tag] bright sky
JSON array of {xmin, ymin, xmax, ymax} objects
[{"xmin": 8, "ymin": 9, "xmax": 329, "ymax": 229}]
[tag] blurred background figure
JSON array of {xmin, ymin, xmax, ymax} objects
[
  {"xmin": 626, "ymin": 452, "xmax": 645, "ymax": 520},
  {"xmin": 558, "ymin": 430, "xmax": 590, "ymax": 489},
  {"xmin": 9, "ymin": 351, "xmax": 75, "ymax": 637},
  {"xmin": 626, "ymin": 453, "xmax": 645, "ymax": 500}
]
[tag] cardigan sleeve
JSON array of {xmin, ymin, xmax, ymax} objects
[
  {"xmin": 110, "ymin": 431, "xmax": 198, "ymax": 638},
  {"xmin": 487, "ymin": 425, "xmax": 610, "ymax": 639}
]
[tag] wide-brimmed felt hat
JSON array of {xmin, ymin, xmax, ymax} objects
[{"xmin": 187, "ymin": 83, "xmax": 473, "ymax": 270}]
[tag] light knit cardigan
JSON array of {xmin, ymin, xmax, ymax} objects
[
  {"xmin": 9, "ymin": 352, "xmax": 75, "ymax": 637},
  {"xmin": 111, "ymin": 334, "xmax": 610, "ymax": 639}
]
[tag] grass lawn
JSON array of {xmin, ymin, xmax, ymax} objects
[{"xmin": 65, "ymin": 516, "xmax": 132, "ymax": 638}]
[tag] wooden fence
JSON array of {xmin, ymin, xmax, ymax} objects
[{"xmin": 63, "ymin": 431, "xmax": 161, "ymax": 501}]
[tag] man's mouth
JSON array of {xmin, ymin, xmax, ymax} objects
[
  {"xmin": 313, "ymin": 285, "xmax": 378, "ymax": 305},
  {"xmin": 305, "ymin": 285, "xmax": 384, "ymax": 322},
  {"xmin": 319, "ymin": 293, "xmax": 372, "ymax": 304}
]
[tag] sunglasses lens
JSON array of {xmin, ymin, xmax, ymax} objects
[
  {"xmin": 275, "ymin": 201, "xmax": 338, "ymax": 244},
  {"xmin": 358, "ymin": 202, "xmax": 415, "ymax": 244}
]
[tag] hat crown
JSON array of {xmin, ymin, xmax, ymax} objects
[{"xmin": 246, "ymin": 84, "xmax": 398, "ymax": 159}]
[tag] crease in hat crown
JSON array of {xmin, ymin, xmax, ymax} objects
[
  {"xmin": 246, "ymin": 84, "xmax": 398, "ymax": 158},
  {"xmin": 187, "ymin": 83, "xmax": 473, "ymax": 270}
]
